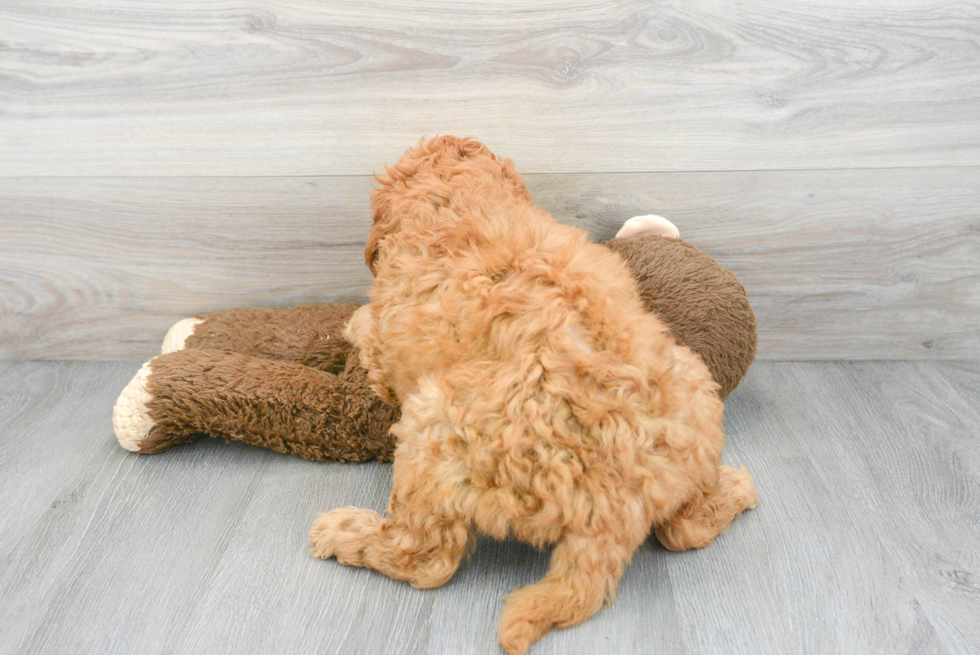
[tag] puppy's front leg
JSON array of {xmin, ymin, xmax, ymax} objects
[
  {"xmin": 310, "ymin": 424, "xmax": 472, "ymax": 589},
  {"xmin": 342, "ymin": 303, "xmax": 399, "ymax": 403},
  {"xmin": 342, "ymin": 304, "xmax": 373, "ymax": 350}
]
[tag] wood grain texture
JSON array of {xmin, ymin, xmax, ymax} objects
[
  {"xmin": 2, "ymin": 167, "xmax": 977, "ymax": 361},
  {"xmin": 1, "ymin": 0, "xmax": 978, "ymax": 176},
  {"xmin": 0, "ymin": 361, "xmax": 135, "ymax": 556},
  {"xmin": 1, "ymin": 361, "xmax": 978, "ymax": 654},
  {"xmin": 0, "ymin": 176, "xmax": 375, "ymax": 360},
  {"xmin": 712, "ymin": 363, "xmax": 973, "ymax": 655},
  {"xmin": 535, "ymin": 167, "xmax": 980, "ymax": 360}
]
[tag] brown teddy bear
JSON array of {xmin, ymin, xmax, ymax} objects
[{"xmin": 112, "ymin": 217, "xmax": 756, "ymax": 462}]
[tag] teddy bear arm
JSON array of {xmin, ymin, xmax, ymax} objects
[
  {"xmin": 113, "ymin": 349, "xmax": 399, "ymax": 462},
  {"xmin": 176, "ymin": 303, "xmax": 361, "ymax": 373}
]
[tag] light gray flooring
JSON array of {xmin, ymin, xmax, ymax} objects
[{"xmin": 1, "ymin": 361, "xmax": 978, "ymax": 654}]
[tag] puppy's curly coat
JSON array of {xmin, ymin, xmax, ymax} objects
[{"xmin": 310, "ymin": 136, "xmax": 758, "ymax": 654}]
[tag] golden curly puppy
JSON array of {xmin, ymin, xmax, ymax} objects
[{"xmin": 310, "ymin": 136, "xmax": 758, "ymax": 654}]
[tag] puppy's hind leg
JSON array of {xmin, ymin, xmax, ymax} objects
[
  {"xmin": 309, "ymin": 502, "xmax": 470, "ymax": 589},
  {"xmin": 497, "ymin": 531, "xmax": 643, "ymax": 655},
  {"xmin": 310, "ymin": 408, "xmax": 472, "ymax": 589},
  {"xmin": 654, "ymin": 464, "xmax": 758, "ymax": 552}
]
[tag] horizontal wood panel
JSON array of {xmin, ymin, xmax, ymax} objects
[
  {"xmin": 1, "ymin": 0, "xmax": 978, "ymax": 176},
  {"xmin": 537, "ymin": 168, "xmax": 980, "ymax": 360},
  {"xmin": 1, "ymin": 167, "xmax": 977, "ymax": 360}
]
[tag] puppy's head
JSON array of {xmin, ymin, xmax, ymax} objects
[{"xmin": 365, "ymin": 136, "xmax": 528, "ymax": 274}]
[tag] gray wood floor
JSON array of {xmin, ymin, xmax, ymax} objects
[{"xmin": 1, "ymin": 360, "xmax": 977, "ymax": 655}]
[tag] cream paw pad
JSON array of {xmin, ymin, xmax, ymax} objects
[{"xmin": 615, "ymin": 215, "xmax": 680, "ymax": 239}]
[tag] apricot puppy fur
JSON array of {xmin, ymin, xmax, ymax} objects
[{"xmin": 310, "ymin": 136, "xmax": 758, "ymax": 654}]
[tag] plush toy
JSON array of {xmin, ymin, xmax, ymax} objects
[{"xmin": 112, "ymin": 216, "xmax": 756, "ymax": 462}]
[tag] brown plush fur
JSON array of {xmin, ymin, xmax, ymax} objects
[
  {"xmin": 184, "ymin": 303, "xmax": 360, "ymax": 373},
  {"xmin": 607, "ymin": 235, "xmax": 757, "ymax": 400},
  {"xmin": 134, "ymin": 232, "xmax": 756, "ymax": 463},
  {"xmin": 140, "ymin": 347, "xmax": 399, "ymax": 461},
  {"xmin": 308, "ymin": 136, "xmax": 757, "ymax": 654}
]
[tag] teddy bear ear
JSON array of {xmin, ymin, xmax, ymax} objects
[{"xmin": 615, "ymin": 215, "xmax": 680, "ymax": 239}]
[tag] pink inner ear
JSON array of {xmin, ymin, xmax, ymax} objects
[{"xmin": 615, "ymin": 215, "xmax": 680, "ymax": 239}]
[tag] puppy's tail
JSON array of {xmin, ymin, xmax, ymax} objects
[{"xmin": 497, "ymin": 532, "xmax": 638, "ymax": 655}]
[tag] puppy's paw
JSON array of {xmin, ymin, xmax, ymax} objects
[
  {"xmin": 161, "ymin": 317, "xmax": 203, "ymax": 353},
  {"xmin": 112, "ymin": 362, "xmax": 156, "ymax": 452},
  {"xmin": 718, "ymin": 464, "xmax": 759, "ymax": 511},
  {"xmin": 655, "ymin": 464, "xmax": 760, "ymax": 551},
  {"xmin": 309, "ymin": 507, "xmax": 383, "ymax": 565}
]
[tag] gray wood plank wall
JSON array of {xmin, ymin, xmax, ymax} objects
[{"xmin": 1, "ymin": 0, "xmax": 978, "ymax": 360}]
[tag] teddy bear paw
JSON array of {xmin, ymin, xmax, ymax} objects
[
  {"xmin": 112, "ymin": 362, "xmax": 156, "ymax": 452},
  {"xmin": 161, "ymin": 317, "xmax": 203, "ymax": 353},
  {"xmin": 616, "ymin": 214, "xmax": 680, "ymax": 239}
]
